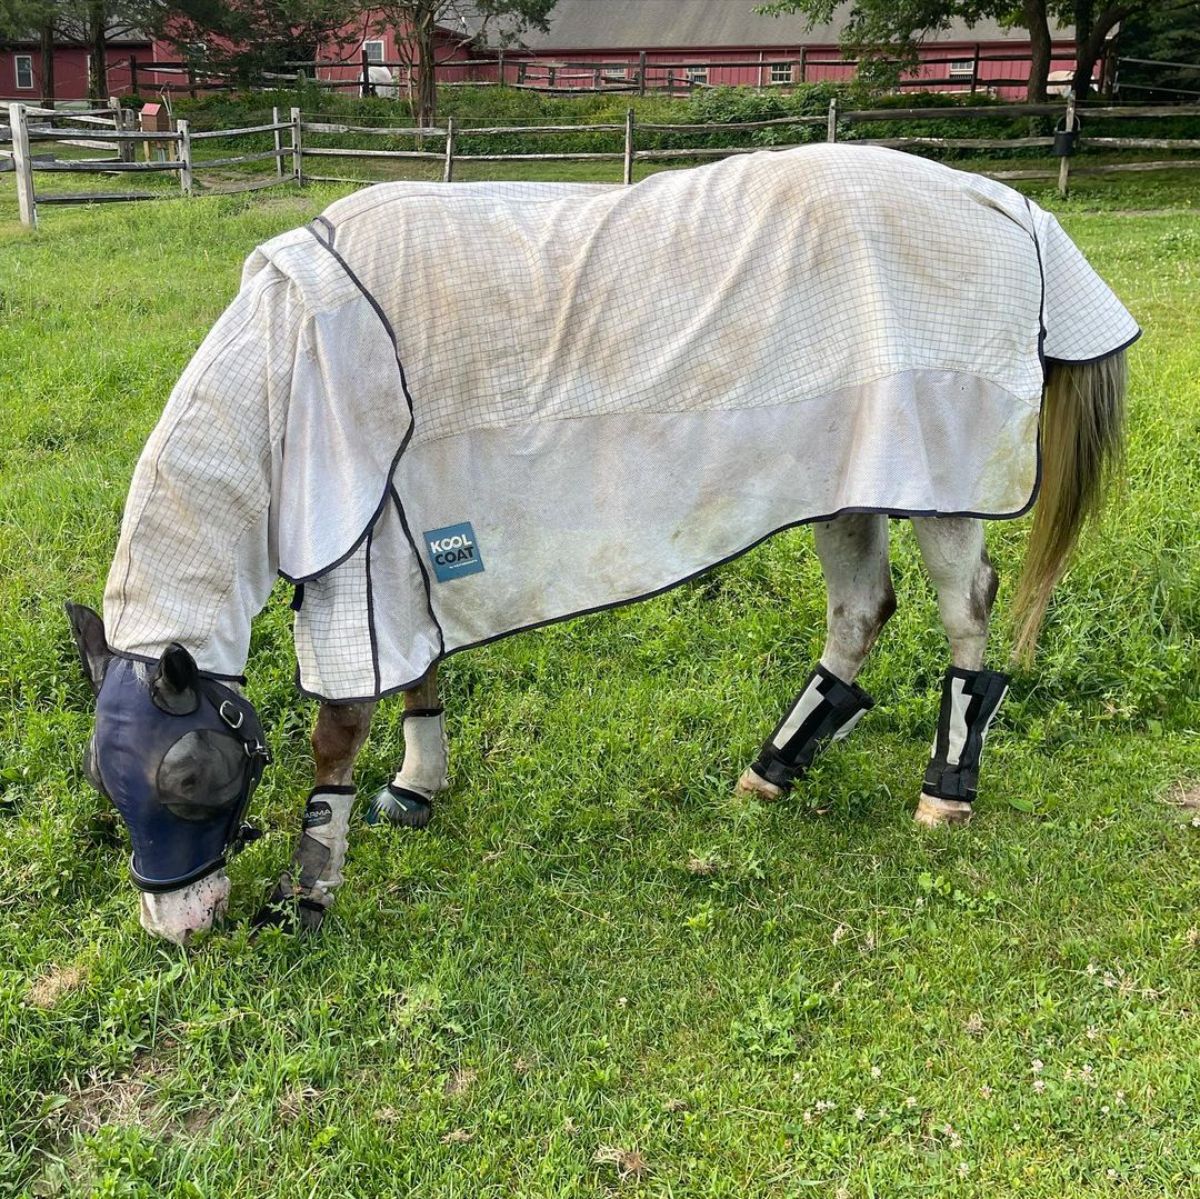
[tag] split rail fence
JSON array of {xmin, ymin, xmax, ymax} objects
[{"xmin": 5, "ymin": 97, "xmax": 1200, "ymax": 229}]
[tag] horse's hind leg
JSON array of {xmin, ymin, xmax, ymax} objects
[
  {"xmin": 366, "ymin": 664, "xmax": 448, "ymax": 829},
  {"xmin": 254, "ymin": 700, "xmax": 376, "ymax": 932},
  {"xmin": 738, "ymin": 514, "xmax": 895, "ymax": 800},
  {"xmin": 909, "ymin": 517, "xmax": 1008, "ymax": 828}
]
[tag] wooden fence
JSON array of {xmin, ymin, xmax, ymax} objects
[
  {"xmin": 1, "ymin": 101, "xmax": 293, "ymax": 228},
  {"xmin": 5, "ymin": 97, "xmax": 1200, "ymax": 229}
]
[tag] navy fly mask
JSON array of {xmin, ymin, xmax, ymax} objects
[{"xmin": 68, "ymin": 605, "xmax": 270, "ymax": 892}]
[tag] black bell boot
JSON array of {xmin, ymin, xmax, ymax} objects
[
  {"xmin": 914, "ymin": 667, "xmax": 1009, "ymax": 827},
  {"xmin": 742, "ymin": 664, "xmax": 875, "ymax": 795}
]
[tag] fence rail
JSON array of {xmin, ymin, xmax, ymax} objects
[{"xmin": 5, "ymin": 96, "xmax": 1200, "ymax": 228}]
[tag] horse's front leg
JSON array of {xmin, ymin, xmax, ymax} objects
[
  {"xmin": 366, "ymin": 664, "xmax": 447, "ymax": 829},
  {"xmin": 738, "ymin": 513, "xmax": 895, "ymax": 800},
  {"xmin": 255, "ymin": 700, "xmax": 376, "ymax": 932},
  {"xmin": 909, "ymin": 517, "xmax": 1008, "ymax": 828}
]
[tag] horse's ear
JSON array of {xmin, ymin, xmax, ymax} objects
[
  {"xmin": 152, "ymin": 643, "xmax": 200, "ymax": 715},
  {"xmin": 65, "ymin": 603, "xmax": 111, "ymax": 696}
]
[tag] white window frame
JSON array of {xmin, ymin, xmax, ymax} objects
[
  {"xmin": 603, "ymin": 65, "xmax": 628, "ymax": 82},
  {"xmin": 14, "ymin": 53, "xmax": 34, "ymax": 91},
  {"xmin": 948, "ymin": 59, "xmax": 975, "ymax": 79},
  {"xmin": 363, "ymin": 39, "xmax": 385, "ymax": 63},
  {"xmin": 686, "ymin": 65, "xmax": 709, "ymax": 85},
  {"xmin": 769, "ymin": 61, "xmax": 793, "ymax": 85}
]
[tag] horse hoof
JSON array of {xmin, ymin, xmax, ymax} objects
[
  {"xmin": 250, "ymin": 897, "xmax": 326, "ymax": 937},
  {"xmin": 913, "ymin": 793, "xmax": 973, "ymax": 828},
  {"xmin": 365, "ymin": 784, "xmax": 432, "ymax": 829},
  {"xmin": 735, "ymin": 767, "xmax": 785, "ymax": 802}
]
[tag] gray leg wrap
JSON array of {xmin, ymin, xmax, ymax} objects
[
  {"xmin": 923, "ymin": 667, "xmax": 1009, "ymax": 804},
  {"xmin": 254, "ymin": 786, "xmax": 354, "ymax": 934},
  {"xmin": 750, "ymin": 664, "xmax": 874, "ymax": 792}
]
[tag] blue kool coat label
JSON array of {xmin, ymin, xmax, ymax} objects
[{"xmin": 423, "ymin": 522, "xmax": 484, "ymax": 582}]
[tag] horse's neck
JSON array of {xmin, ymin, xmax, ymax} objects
[{"xmin": 102, "ymin": 411, "xmax": 279, "ymax": 678}]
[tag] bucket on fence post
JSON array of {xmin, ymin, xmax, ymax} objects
[{"xmin": 1056, "ymin": 95, "xmax": 1078, "ymax": 198}]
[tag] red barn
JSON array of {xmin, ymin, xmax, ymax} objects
[{"xmin": 498, "ymin": 1, "xmax": 1085, "ymax": 99}]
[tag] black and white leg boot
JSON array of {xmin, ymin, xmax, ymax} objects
[
  {"xmin": 366, "ymin": 707, "xmax": 448, "ymax": 829},
  {"xmin": 253, "ymin": 786, "xmax": 355, "ymax": 934},
  {"xmin": 914, "ymin": 667, "xmax": 1009, "ymax": 828},
  {"xmin": 739, "ymin": 664, "xmax": 875, "ymax": 798}
]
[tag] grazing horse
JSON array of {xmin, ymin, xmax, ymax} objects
[{"xmin": 66, "ymin": 145, "xmax": 1137, "ymax": 944}]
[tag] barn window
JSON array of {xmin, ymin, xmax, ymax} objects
[
  {"xmin": 14, "ymin": 54, "xmax": 34, "ymax": 90},
  {"xmin": 363, "ymin": 39, "xmax": 385, "ymax": 63},
  {"xmin": 603, "ymin": 66, "xmax": 628, "ymax": 82},
  {"xmin": 949, "ymin": 59, "xmax": 975, "ymax": 78},
  {"xmin": 770, "ymin": 61, "xmax": 793, "ymax": 85},
  {"xmin": 686, "ymin": 66, "xmax": 708, "ymax": 85}
]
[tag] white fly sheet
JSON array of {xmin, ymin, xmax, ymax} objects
[{"xmin": 104, "ymin": 145, "xmax": 1139, "ymax": 700}]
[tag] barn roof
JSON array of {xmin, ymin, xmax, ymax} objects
[{"xmin": 503, "ymin": 1, "xmax": 1072, "ymax": 51}]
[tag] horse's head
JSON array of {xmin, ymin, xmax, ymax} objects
[{"xmin": 66, "ymin": 604, "xmax": 269, "ymax": 944}]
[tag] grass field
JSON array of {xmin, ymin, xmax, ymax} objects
[{"xmin": 1, "ymin": 159, "xmax": 1198, "ymax": 1197}]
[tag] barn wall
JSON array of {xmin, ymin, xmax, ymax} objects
[{"xmin": 1, "ymin": 46, "xmax": 142, "ymax": 102}]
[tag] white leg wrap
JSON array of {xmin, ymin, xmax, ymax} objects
[{"xmin": 392, "ymin": 710, "xmax": 449, "ymax": 799}]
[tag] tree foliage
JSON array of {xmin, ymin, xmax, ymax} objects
[
  {"xmin": 762, "ymin": 0, "xmax": 1172, "ymax": 101},
  {"xmin": 148, "ymin": 0, "xmax": 365, "ymax": 81}
]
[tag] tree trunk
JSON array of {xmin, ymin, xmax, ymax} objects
[
  {"xmin": 89, "ymin": 0, "xmax": 107, "ymax": 103},
  {"xmin": 1023, "ymin": 0, "xmax": 1053, "ymax": 101},
  {"xmin": 1074, "ymin": 5, "xmax": 1131, "ymax": 101},
  {"xmin": 1072, "ymin": 0, "xmax": 1095, "ymax": 98},
  {"xmin": 40, "ymin": 22, "xmax": 55, "ymax": 107},
  {"xmin": 415, "ymin": 8, "xmax": 438, "ymax": 127}
]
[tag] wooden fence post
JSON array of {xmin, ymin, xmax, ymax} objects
[
  {"xmin": 176, "ymin": 118, "xmax": 193, "ymax": 196},
  {"xmin": 498, "ymin": 48, "xmax": 506, "ymax": 86},
  {"xmin": 798, "ymin": 46, "xmax": 807, "ymax": 83},
  {"xmin": 272, "ymin": 106, "xmax": 285, "ymax": 178},
  {"xmin": 970, "ymin": 43, "xmax": 980, "ymax": 94},
  {"xmin": 443, "ymin": 116, "xmax": 456, "ymax": 183},
  {"xmin": 361, "ymin": 47, "xmax": 372, "ymax": 98},
  {"xmin": 1058, "ymin": 93, "xmax": 1077, "ymax": 198},
  {"xmin": 827, "ymin": 96, "xmax": 838, "ymax": 142},
  {"xmin": 291, "ymin": 106, "xmax": 303, "ymax": 183},
  {"xmin": 129, "ymin": 54, "xmax": 139, "ymax": 95},
  {"xmin": 638, "ymin": 50, "xmax": 647, "ymax": 96},
  {"xmin": 8, "ymin": 103, "xmax": 37, "ymax": 229},
  {"xmin": 623, "ymin": 107, "xmax": 635, "ymax": 185},
  {"xmin": 110, "ymin": 96, "xmax": 133, "ymax": 164}
]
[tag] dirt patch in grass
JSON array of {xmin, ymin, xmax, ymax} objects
[
  {"xmin": 25, "ymin": 964, "xmax": 87, "ymax": 1010},
  {"xmin": 1167, "ymin": 780, "xmax": 1200, "ymax": 809}
]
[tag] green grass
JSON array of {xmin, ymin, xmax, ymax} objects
[{"xmin": 0, "ymin": 161, "xmax": 1198, "ymax": 1198}]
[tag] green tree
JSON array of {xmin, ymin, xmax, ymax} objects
[
  {"xmin": 146, "ymin": 0, "xmax": 364, "ymax": 84},
  {"xmin": 371, "ymin": 0, "xmax": 556, "ymax": 125},
  {"xmin": 1111, "ymin": 1, "xmax": 1200, "ymax": 100},
  {"xmin": 762, "ymin": 0, "xmax": 1170, "ymax": 101}
]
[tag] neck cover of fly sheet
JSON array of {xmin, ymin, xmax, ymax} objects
[{"xmin": 103, "ymin": 145, "xmax": 1139, "ymax": 701}]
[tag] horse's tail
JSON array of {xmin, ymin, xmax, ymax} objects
[{"xmin": 1011, "ymin": 349, "xmax": 1128, "ymax": 664}]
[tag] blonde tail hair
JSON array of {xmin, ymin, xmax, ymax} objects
[{"xmin": 1012, "ymin": 350, "xmax": 1128, "ymax": 664}]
